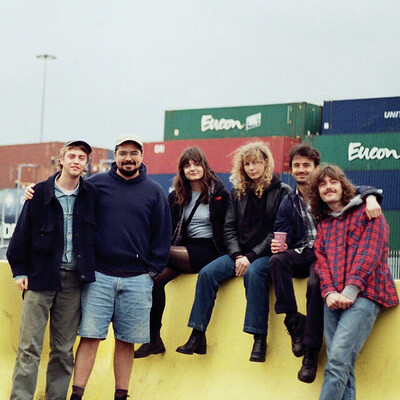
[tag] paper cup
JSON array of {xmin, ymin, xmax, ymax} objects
[{"xmin": 274, "ymin": 232, "xmax": 287, "ymax": 252}]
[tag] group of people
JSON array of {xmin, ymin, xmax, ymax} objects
[{"xmin": 7, "ymin": 136, "xmax": 398, "ymax": 400}]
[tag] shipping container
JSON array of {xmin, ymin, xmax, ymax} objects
[
  {"xmin": 0, "ymin": 142, "xmax": 110, "ymax": 189},
  {"xmin": 143, "ymin": 137, "xmax": 300, "ymax": 175},
  {"xmin": 164, "ymin": 103, "xmax": 321, "ymax": 141},
  {"xmin": 322, "ymin": 96, "xmax": 400, "ymax": 134},
  {"xmin": 305, "ymin": 133, "xmax": 400, "ymax": 171},
  {"xmin": 385, "ymin": 211, "xmax": 400, "ymax": 250}
]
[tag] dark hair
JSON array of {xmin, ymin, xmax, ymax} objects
[
  {"xmin": 289, "ymin": 143, "xmax": 321, "ymax": 169},
  {"xmin": 173, "ymin": 147, "xmax": 218, "ymax": 206},
  {"xmin": 309, "ymin": 164, "xmax": 356, "ymax": 220}
]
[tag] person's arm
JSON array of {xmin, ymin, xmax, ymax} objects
[
  {"xmin": 344, "ymin": 210, "xmax": 388, "ymax": 293},
  {"xmin": 6, "ymin": 201, "xmax": 33, "ymax": 286},
  {"xmin": 223, "ymin": 190, "xmax": 242, "ymax": 258},
  {"xmin": 148, "ymin": 190, "xmax": 172, "ymax": 274},
  {"xmin": 355, "ymin": 185, "xmax": 383, "ymax": 219},
  {"xmin": 24, "ymin": 183, "xmax": 36, "ymax": 200}
]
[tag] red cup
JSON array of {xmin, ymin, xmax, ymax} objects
[{"xmin": 274, "ymin": 232, "xmax": 287, "ymax": 252}]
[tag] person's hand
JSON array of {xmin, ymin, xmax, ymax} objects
[
  {"xmin": 336, "ymin": 294, "xmax": 354, "ymax": 310},
  {"xmin": 24, "ymin": 183, "xmax": 36, "ymax": 201},
  {"xmin": 365, "ymin": 195, "xmax": 382, "ymax": 220},
  {"xmin": 235, "ymin": 256, "xmax": 250, "ymax": 276},
  {"xmin": 15, "ymin": 277, "xmax": 28, "ymax": 291},
  {"xmin": 271, "ymin": 238, "xmax": 288, "ymax": 254},
  {"xmin": 325, "ymin": 292, "xmax": 341, "ymax": 309}
]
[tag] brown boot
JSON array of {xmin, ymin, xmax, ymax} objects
[{"xmin": 134, "ymin": 337, "xmax": 166, "ymax": 358}]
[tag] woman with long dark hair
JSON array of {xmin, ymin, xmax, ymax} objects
[{"xmin": 135, "ymin": 146, "xmax": 229, "ymax": 358}]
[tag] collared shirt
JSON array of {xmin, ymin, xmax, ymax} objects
[
  {"xmin": 54, "ymin": 178, "xmax": 79, "ymax": 270},
  {"xmin": 295, "ymin": 186, "xmax": 317, "ymax": 253},
  {"xmin": 314, "ymin": 203, "xmax": 399, "ymax": 308}
]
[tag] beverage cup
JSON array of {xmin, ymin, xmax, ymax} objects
[{"xmin": 274, "ymin": 232, "xmax": 287, "ymax": 252}]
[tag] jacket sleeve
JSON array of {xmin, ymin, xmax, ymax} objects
[
  {"xmin": 148, "ymin": 190, "xmax": 172, "ymax": 273},
  {"xmin": 223, "ymin": 190, "xmax": 241, "ymax": 258},
  {"xmin": 273, "ymin": 194, "xmax": 296, "ymax": 247},
  {"xmin": 251, "ymin": 183, "xmax": 292, "ymax": 258},
  {"xmin": 313, "ymin": 224, "xmax": 336, "ymax": 298},
  {"xmin": 6, "ymin": 200, "xmax": 33, "ymax": 277},
  {"xmin": 355, "ymin": 185, "xmax": 383, "ymax": 203}
]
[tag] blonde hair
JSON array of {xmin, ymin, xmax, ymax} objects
[
  {"xmin": 56, "ymin": 144, "xmax": 91, "ymax": 175},
  {"xmin": 229, "ymin": 142, "xmax": 274, "ymax": 198}
]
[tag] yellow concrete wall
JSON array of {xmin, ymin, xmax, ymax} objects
[{"xmin": 1, "ymin": 261, "xmax": 399, "ymax": 400}]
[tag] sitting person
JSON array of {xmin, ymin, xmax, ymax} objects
[
  {"xmin": 309, "ymin": 165, "xmax": 399, "ymax": 400},
  {"xmin": 135, "ymin": 146, "xmax": 229, "ymax": 358},
  {"xmin": 176, "ymin": 141, "xmax": 291, "ymax": 362}
]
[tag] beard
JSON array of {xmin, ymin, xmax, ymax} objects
[{"xmin": 118, "ymin": 162, "xmax": 139, "ymax": 177}]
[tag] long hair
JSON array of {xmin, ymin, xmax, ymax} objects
[
  {"xmin": 309, "ymin": 164, "xmax": 356, "ymax": 220},
  {"xmin": 173, "ymin": 146, "xmax": 218, "ymax": 206},
  {"xmin": 229, "ymin": 142, "xmax": 274, "ymax": 199},
  {"xmin": 56, "ymin": 144, "xmax": 91, "ymax": 175}
]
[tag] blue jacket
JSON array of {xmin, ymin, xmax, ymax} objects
[
  {"xmin": 7, "ymin": 173, "xmax": 98, "ymax": 291},
  {"xmin": 274, "ymin": 185, "xmax": 383, "ymax": 249}
]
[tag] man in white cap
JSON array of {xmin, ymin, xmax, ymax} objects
[
  {"xmin": 70, "ymin": 135, "xmax": 171, "ymax": 400},
  {"xmin": 8, "ymin": 140, "xmax": 97, "ymax": 400}
]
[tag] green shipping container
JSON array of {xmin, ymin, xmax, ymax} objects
[
  {"xmin": 164, "ymin": 103, "xmax": 321, "ymax": 141},
  {"xmin": 306, "ymin": 133, "xmax": 400, "ymax": 171},
  {"xmin": 385, "ymin": 211, "xmax": 400, "ymax": 250}
]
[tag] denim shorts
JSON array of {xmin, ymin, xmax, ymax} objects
[{"xmin": 79, "ymin": 271, "xmax": 153, "ymax": 343}]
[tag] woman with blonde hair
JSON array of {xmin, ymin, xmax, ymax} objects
[
  {"xmin": 135, "ymin": 146, "xmax": 229, "ymax": 358},
  {"xmin": 177, "ymin": 142, "xmax": 291, "ymax": 362}
]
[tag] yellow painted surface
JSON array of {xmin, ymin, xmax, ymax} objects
[{"xmin": 1, "ymin": 261, "xmax": 399, "ymax": 400}]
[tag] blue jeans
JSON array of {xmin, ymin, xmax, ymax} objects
[
  {"xmin": 188, "ymin": 254, "xmax": 271, "ymax": 335},
  {"xmin": 319, "ymin": 297, "xmax": 381, "ymax": 400}
]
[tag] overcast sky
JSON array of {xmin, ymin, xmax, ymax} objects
[{"xmin": 1, "ymin": 0, "xmax": 399, "ymax": 150}]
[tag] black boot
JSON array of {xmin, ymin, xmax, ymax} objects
[
  {"xmin": 298, "ymin": 346, "xmax": 319, "ymax": 383},
  {"xmin": 176, "ymin": 329, "xmax": 207, "ymax": 355},
  {"xmin": 284, "ymin": 312, "xmax": 306, "ymax": 357},
  {"xmin": 249, "ymin": 334, "xmax": 267, "ymax": 362},
  {"xmin": 134, "ymin": 336, "xmax": 166, "ymax": 358},
  {"xmin": 70, "ymin": 395, "xmax": 82, "ymax": 400}
]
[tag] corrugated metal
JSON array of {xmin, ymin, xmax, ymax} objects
[
  {"xmin": 164, "ymin": 103, "xmax": 321, "ymax": 141},
  {"xmin": 0, "ymin": 142, "xmax": 110, "ymax": 188},
  {"xmin": 306, "ymin": 133, "xmax": 400, "ymax": 171},
  {"xmin": 322, "ymin": 96, "xmax": 400, "ymax": 134},
  {"xmin": 144, "ymin": 137, "xmax": 300, "ymax": 175},
  {"xmin": 385, "ymin": 211, "xmax": 400, "ymax": 250}
]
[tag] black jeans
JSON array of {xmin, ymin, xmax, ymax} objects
[{"xmin": 270, "ymin": 247, "xmax": 323, "ymax": 349}]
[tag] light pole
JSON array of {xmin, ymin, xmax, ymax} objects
[{"xmin": 36, "ymin": 54, "xmax": 56, "ymax": 142}]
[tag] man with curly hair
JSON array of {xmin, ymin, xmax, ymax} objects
[
  {"xmin": 176, "ymin": 142, "xmax": 291, "ymax": 362},
  {"xmin": 310, "ymin": 165, "xmax": 398, "ymax": 400}
]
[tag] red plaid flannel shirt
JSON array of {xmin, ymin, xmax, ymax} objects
[{"xmin": 314, "ymin": 203, "xmax": 399, "ymax": 308}]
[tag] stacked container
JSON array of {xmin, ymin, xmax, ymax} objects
[{"xmin": 310, "ymin": 96, "xmax": 400, "ymax": 254}]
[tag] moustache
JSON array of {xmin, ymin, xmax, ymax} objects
[
  {"xmin": 323, "ymin": 189, "xmax": 336, "ymax": 195},
  {"xmin": 122, "ymin": 161, "xmax": 136, "ymax": 166}
]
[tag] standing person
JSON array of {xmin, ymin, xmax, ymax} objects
[
  {"xmin": 309, "ymin": 165, "xmax": 398, "ymax": 400},
  {"xmin": 176, "ymin": 142, "xmax": 291, "ymax": 362},
  {"xmin": 135, "ymin": 147, "xmax": 229, "ymax": 358},
  {"xmin": 7, "ymin": 140, "xmax": 97, "ymax": 400},
  {"xmin": 68, "ymin": 135, "xmax": 171, "ymax": 400},
  {"xmin": 269, "ymin": 144, "xmax": 383, "ymax": 383}
]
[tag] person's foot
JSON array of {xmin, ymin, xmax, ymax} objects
[
  {"xmin": 134, "ymin": 337, "xmax": 166, "ymax": 358},
  {"xmin": 249, "ymin": 334, "xmax": 267, "ymax": 362},
  {"xmin": 284, "ymin": 312, "xmax": 306, "ymax": 357},
  {"xmin": 70, "ymin": 394, "xmax": 82, "ymax": 400},
  {"xmin": 298, "ymin": 346, "xmax": 319, "ymax": 383},
  {"xmin": 176, "ymin": 329, "xmax": 207, "ymax": 355}
]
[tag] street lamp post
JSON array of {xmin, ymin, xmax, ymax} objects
[{"xmin": 36, "ymin": 54, "xmax": 56, "ymax": 142}]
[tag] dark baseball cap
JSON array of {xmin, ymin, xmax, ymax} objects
[{"xmin": 64, "ymin": 140, "xmax": 92, "ymax": 154}]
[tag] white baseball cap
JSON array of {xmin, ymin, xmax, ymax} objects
[{"xmin": 115, "ymin": 134, "xmax": 143, "ymax": 150}]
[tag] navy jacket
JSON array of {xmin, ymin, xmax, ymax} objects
[
  {"xmin": 7, "ymin": 173, "xmax": 98, "ymax": 291},
  {"xmin": 274, "ymin": 185, "xmax": 383, "ymax": 249},
  {"xmin": 169, "ymin": 180, "xmax": 229, "ymax": 255}
]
